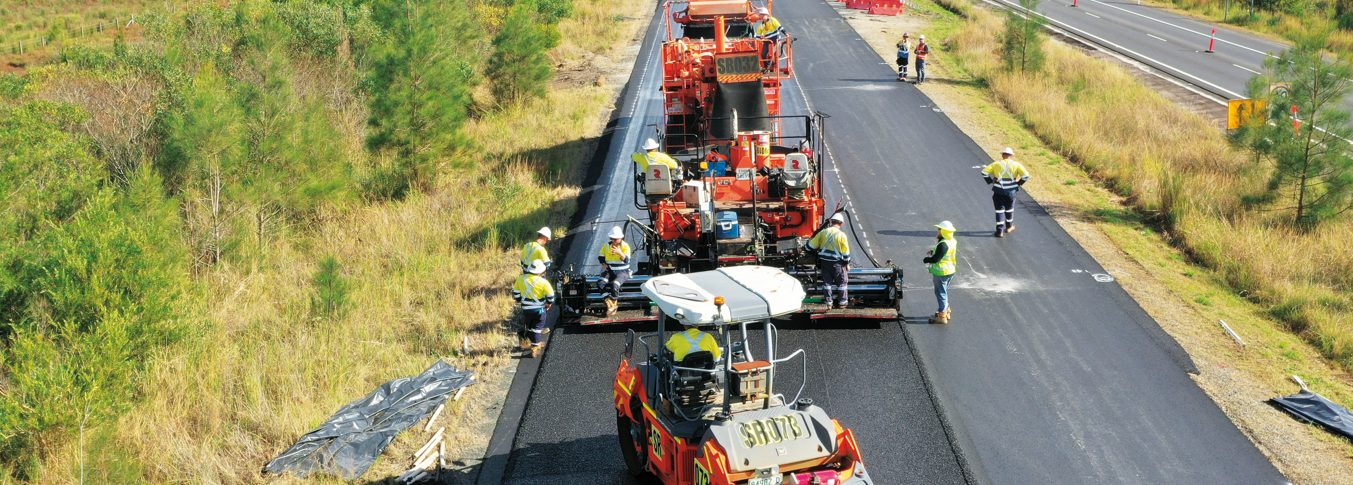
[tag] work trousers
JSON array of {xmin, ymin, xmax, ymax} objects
[
  {"xmin": 819, "ymin": 260, "xmax": 849, "ymax": 306},
  {"xmin": 933, "ymin": 273, "xmax": 954, "ymax": 313},
  {"xmin": 992, "ymin": 188, "xmax": 1017, "ymax": 229},
  {"xmin": 896, "ymin": 55, "xmax": 909, "ymax": 78},
  {"xmin": 519, "ymin": 308, "xmax": 547, "ymax": 344},
  {"xmin": 603, "ymin": 268, "xmax": 631, "ymax": 299},
  {"xmin": 915, "ymin": 57, "xmax": 927, "ymax": 83}
]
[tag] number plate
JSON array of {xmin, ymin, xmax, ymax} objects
[{"xmin": 748, "ymin": 476, "xmax": 783, "ymax": 485}]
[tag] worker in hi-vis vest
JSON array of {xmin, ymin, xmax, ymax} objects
[
  {"xmin": 981, "ymin": 146, "xmax": 1031, "ymax": 238},
  {"xmin": 598, "ymin": 226, "xmax": 632, "ymax": 317},
  {"xmin": 807, "ymin": 213, "xmax": 851, "ymax": 309},
  {"xmin": 513, "ymin": 260, "xmax": 555, "ymax": 357},
  {"xmin": 754, "ymin": 7, "xmax": 786, "ymax": 71},
  {"xmin": 922, "ymin": 221, "xmax": 958, "ymax": 324},
  {"xmin": 519, "ymin": 227, "xmax": 552, "ymax": 273},
  {"xmin": 665, "ymin": 327, "xmax": 723, "ymax": 362}
]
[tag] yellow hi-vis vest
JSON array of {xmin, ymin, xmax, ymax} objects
[
  {"xmin": 757, "ymin": 16, "xmax": 785, "ymax": 40},
  {"xmin": 512, "ymin": 274, "xmax": 555, "ymax": 310},
  {"xmin": 982, "ymin": 159, "xmax": 1030, "ymax": 190},
  {"xmin": 808, "ymin": 226, "xmax": 851, "ymax": 262},
  {"xmin": 928, "ymin": 236, "xmax": 957, "ymax": 277},
  {"xmin": 631, "ymin": 150, "xmax": 679, "ymax": 171},
  {"xmin": 600, "ymin": 241, "xmax": 632, "ymax": 271},
  {"xmin": 519, "ymin": 241, "xmax": 550, "ymax": 272},
  {"xmin": 665, "ymin": 328, "xmax": 723, "ymax": 362}
]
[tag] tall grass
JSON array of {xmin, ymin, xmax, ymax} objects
[
  {"xmin": 1157, "ymin": 0, "xmax": 1353, "ymax": 55},
  {"xmin": 8, "ymin": 0, "xmax": 647, "ymax": 481},
  {"xmin": 945, "ymin": 2, "xmax": 1353, "ymax": 371}
]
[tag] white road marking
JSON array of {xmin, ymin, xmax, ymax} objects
[
  {"xmin": 1146, "ymin": 33, "xmax": 1167, "ymax": 42},
  {"xmin": 1086, "ymin": 0, "xmax": 1279, "ymax": 59},
  {"xmin": 986, "ymin": 0, "xmax": 1245, "ymax": 98},
  {"xmin": 1232, "ymin": 63, "xmax": 1262, "ymax": 75},
  {"xmin": 1084, "ymin": 12, "xmax": 1101, "ymax": 19}
]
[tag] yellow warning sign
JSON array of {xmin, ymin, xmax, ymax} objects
[{"xmin": 1227, "ymin": 98, "xmax": 1266, "ymax": 130}]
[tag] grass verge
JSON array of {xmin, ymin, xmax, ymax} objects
[
  {"xmin": 16, "ymin": 0, "xmax": 650, "ymax": 482},
  {"xmin": 834, "ymin": 0, "xmax": 1353, "ymax": 481}
]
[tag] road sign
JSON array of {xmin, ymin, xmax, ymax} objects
[{"xmin": 1227, "ymin": 98, "xmax": 1266, "ymax": 130}]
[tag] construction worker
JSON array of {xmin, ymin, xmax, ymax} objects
[
  {"xmin": 922, "ymin": 221, "xmax": 957, "ymax": 324},
  {"xmin": 754, "ymin": 7, "xmax": 785, "ymax": 71},
  {"xmin": 981, "ymin": 147, "xmax": 1031, "ymax": 238},
  {"xmin": 633, "ymin": 138, "xmax": 679, "ymax": 171},
  {"xmin": 807, "ymin": 213, "xmax": 851, "ymax": 308},
  {"xmin": 598, "ymin": 226, "xmax": 632, "ymax": 316},
  {"xmin": 512, "ymin": 260, "xmax": 555, "ymax": 357},
  {"xmin": 913, "ymin": 34, "xmax": 929, "ymax": 84},
  {"xmin": 895, "ymin": 32, "xmax": 911, "ymax": 81},
  {"xmin": 665, "ymin": 327, "xmax": 723, "ymax": 362},
  {"xmin": 519, "ymin": 227, "xmax": 552, "ymax": 273},
  {"xmin": 796, "ymin": 139, "xmax": 814, "ymax": 160}
]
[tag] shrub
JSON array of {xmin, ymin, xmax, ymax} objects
[{"xmin": 311, "ymin": 255, "xmax": 351, "ymax": 320}]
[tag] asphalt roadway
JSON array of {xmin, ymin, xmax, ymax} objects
[
  {"xmin": 481, "ymin": 0, "xmax": 1289, "ymax": 483},
  {"xmin": 991, "ymin": 0, "xmax": 1353, "ymax": 114}
]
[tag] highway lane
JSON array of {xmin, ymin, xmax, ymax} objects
[
  {"xmin": 495, "ymin": 3, "xmax": 967, "ymax": 484},
  {"xmin": 778, "ymin": 0, "xmax": 1287, "ymax": 482},
  {"xmin": 991, "ymin": 0, "xmax": 1353, "ymax": 113}
]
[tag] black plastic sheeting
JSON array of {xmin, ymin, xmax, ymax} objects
[
  {"xmin": 1270, "ymin": 390, "xmax": 1353, "ymax": 439},
  {"xmin": 263, "ymin": 360, "xmax": 474, "ymax": 479}
]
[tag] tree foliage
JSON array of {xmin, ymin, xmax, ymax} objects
[
  {"xmin": 1234, "ymin": 27, "xmax": 1353, "ymax": 227},
  {"xmin": 365, "ymin": 0, "xmax": 482, "ymax": 199},
  {"xmin": 487, "ymin": 1, "xmax": 562, "ymax": 105},
  {"xmin": 1001, "ymin": 0, "xmax": 1046, "ymax": 73}
]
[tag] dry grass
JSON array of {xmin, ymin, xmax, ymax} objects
[
  {"xmin": 838, "ymin": 1, "xmax": 1353, "ymax": 479},
  {"xmin": 1150, "ymin": 0, "xmax": 1353, "ymax": 55},
  {"xmin": 939, "ymin": 1, "xmax": 1353, "ymax": 374},
  {"xmin": 21, "ymin": 0, "xmax": 650, "ymax": 481}
]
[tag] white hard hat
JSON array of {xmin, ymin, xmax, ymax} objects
[
  {"xmin": 829, "ymin": 213, "xmax": 845, "ymax": 224},
  {"xmin": 757, "ymin": 6, "xmax": 769, "ymax": 15},
  {"xmin": 935, "ymin": 220, "xmax": 956, "ymax": 232},
  {"xmin": 608, "ymin": 226, "xmax": 625, "ymax": 240},
  {"xmin": 537, "ymin": 226, "xmax": 552, "ymax": 240},
  {"xmin": 919, "ymin": 34, "xmax": 926, "ymax": 40},
  {"xmin": 527, "ymin": 259, "xmax": 547, "ymax": 275},
  {"xmin": 799, "ymin": 139, "xmax": 811, "ymax": 149},
  {"xmin": 1001, "ymin": 146, "xmax": 1015, "ymax": 156},
  {"xmin": 642, "ymin": 138, "xmax": 660, "ymax": 151}
]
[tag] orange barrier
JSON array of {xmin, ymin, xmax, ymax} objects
[{"xmin": 868, "ymin": 0, "xmax": 904, "ymax": 15}]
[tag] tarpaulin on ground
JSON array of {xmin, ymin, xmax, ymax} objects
[
  {"xmin": 263, "ymin": 360, "xmax": 474, "ymax": 479},
  {"xmin": 1270, "ymin": 390, "xmax": 1353, "ymax": 439}
]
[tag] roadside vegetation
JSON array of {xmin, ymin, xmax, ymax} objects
[
  {"xmin": 1155, "ymin": 0, "xmax": 1353, "ymax": 55},
  {"xmin": 0, "ymin": 0, "xmax": 641, "ymax": 481},
  {"xmin": 929, "ymin": 0, "xmax": 1353, "ymax": 376}
]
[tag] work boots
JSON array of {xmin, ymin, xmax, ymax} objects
[
  {"xmin": 604, "ymin": 297, "xmax": 618, "ymax": 317},
  {"xmin": 530, "ymin": 343, "xmax": 545, "ymax": 358},
  {"xmin": 928, "ymin": 311, "xmax": 951, "ymax": 324},
  {"xmin": 518, "ymin": 337, "xmax": 532, "ymax": 350},
  {"xmin": 1005, "ymin": 223, "xmax": 1017, "ymax": 235},
  {"xmin": 993, "ymin": 228, "xmax": 1004, "ymax": 238}
]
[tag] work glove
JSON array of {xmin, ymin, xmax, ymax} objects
[{"xmin": 1017, "ymin": 179, "xmax": 1027, "ymax": 186}]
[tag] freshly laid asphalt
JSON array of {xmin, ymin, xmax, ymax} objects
[{"xmin": 482, "ymin": 0, "xmax": 1289, "ymax": 483}]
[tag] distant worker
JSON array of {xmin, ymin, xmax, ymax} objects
[
  {"xmin": 512, "ymin": 260, "xmax": 556, "ymax": 357},
  {"xmin": 922, "ymin": 221, "xmax": 957, "ymax": 324},
  {"xmin": 895, "ymin": 32, "xmax": 911, "ymax": 81},
  {"xmin": 519, "ymin": 227, "xmax": 552, "ymax": 273},
  {"xmin": 981, "ymin": 147, "xmax": 1031, "ymax": 238},
  {"xmin": 665, "ymin": 327, "xmax": 723, "ymax": 362},
  {"xmin": 807, "ymin": 213, "xmax": 851, "ymax": 309},
  {"xmin": 598, "ymin": 226, "xmax": 632, "ymax": 316},
  {"xmin": 754, "ymin": 7, "xmax": 786, "ymax": 71},
  {"xmin": 913, "ymin": 34, "xmax": 930, "ymax": 84}
]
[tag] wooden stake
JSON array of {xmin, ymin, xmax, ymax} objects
[{"xmin": 423, "ymin": 404, "xmax": 445, "ymax": 433}]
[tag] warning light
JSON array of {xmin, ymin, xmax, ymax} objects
[{"xmin": 714, "ymin": 296, "xmax": 725, "ymax": 307}]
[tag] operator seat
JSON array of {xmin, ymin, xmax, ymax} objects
[{"xmin": 667, "ymin": 350, "xmax": 719, "ymax": 420}]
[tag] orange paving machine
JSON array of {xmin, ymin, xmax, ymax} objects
[{"xmin": 614, "ymin": 266, "xmax": 875, "ymax": 484}]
